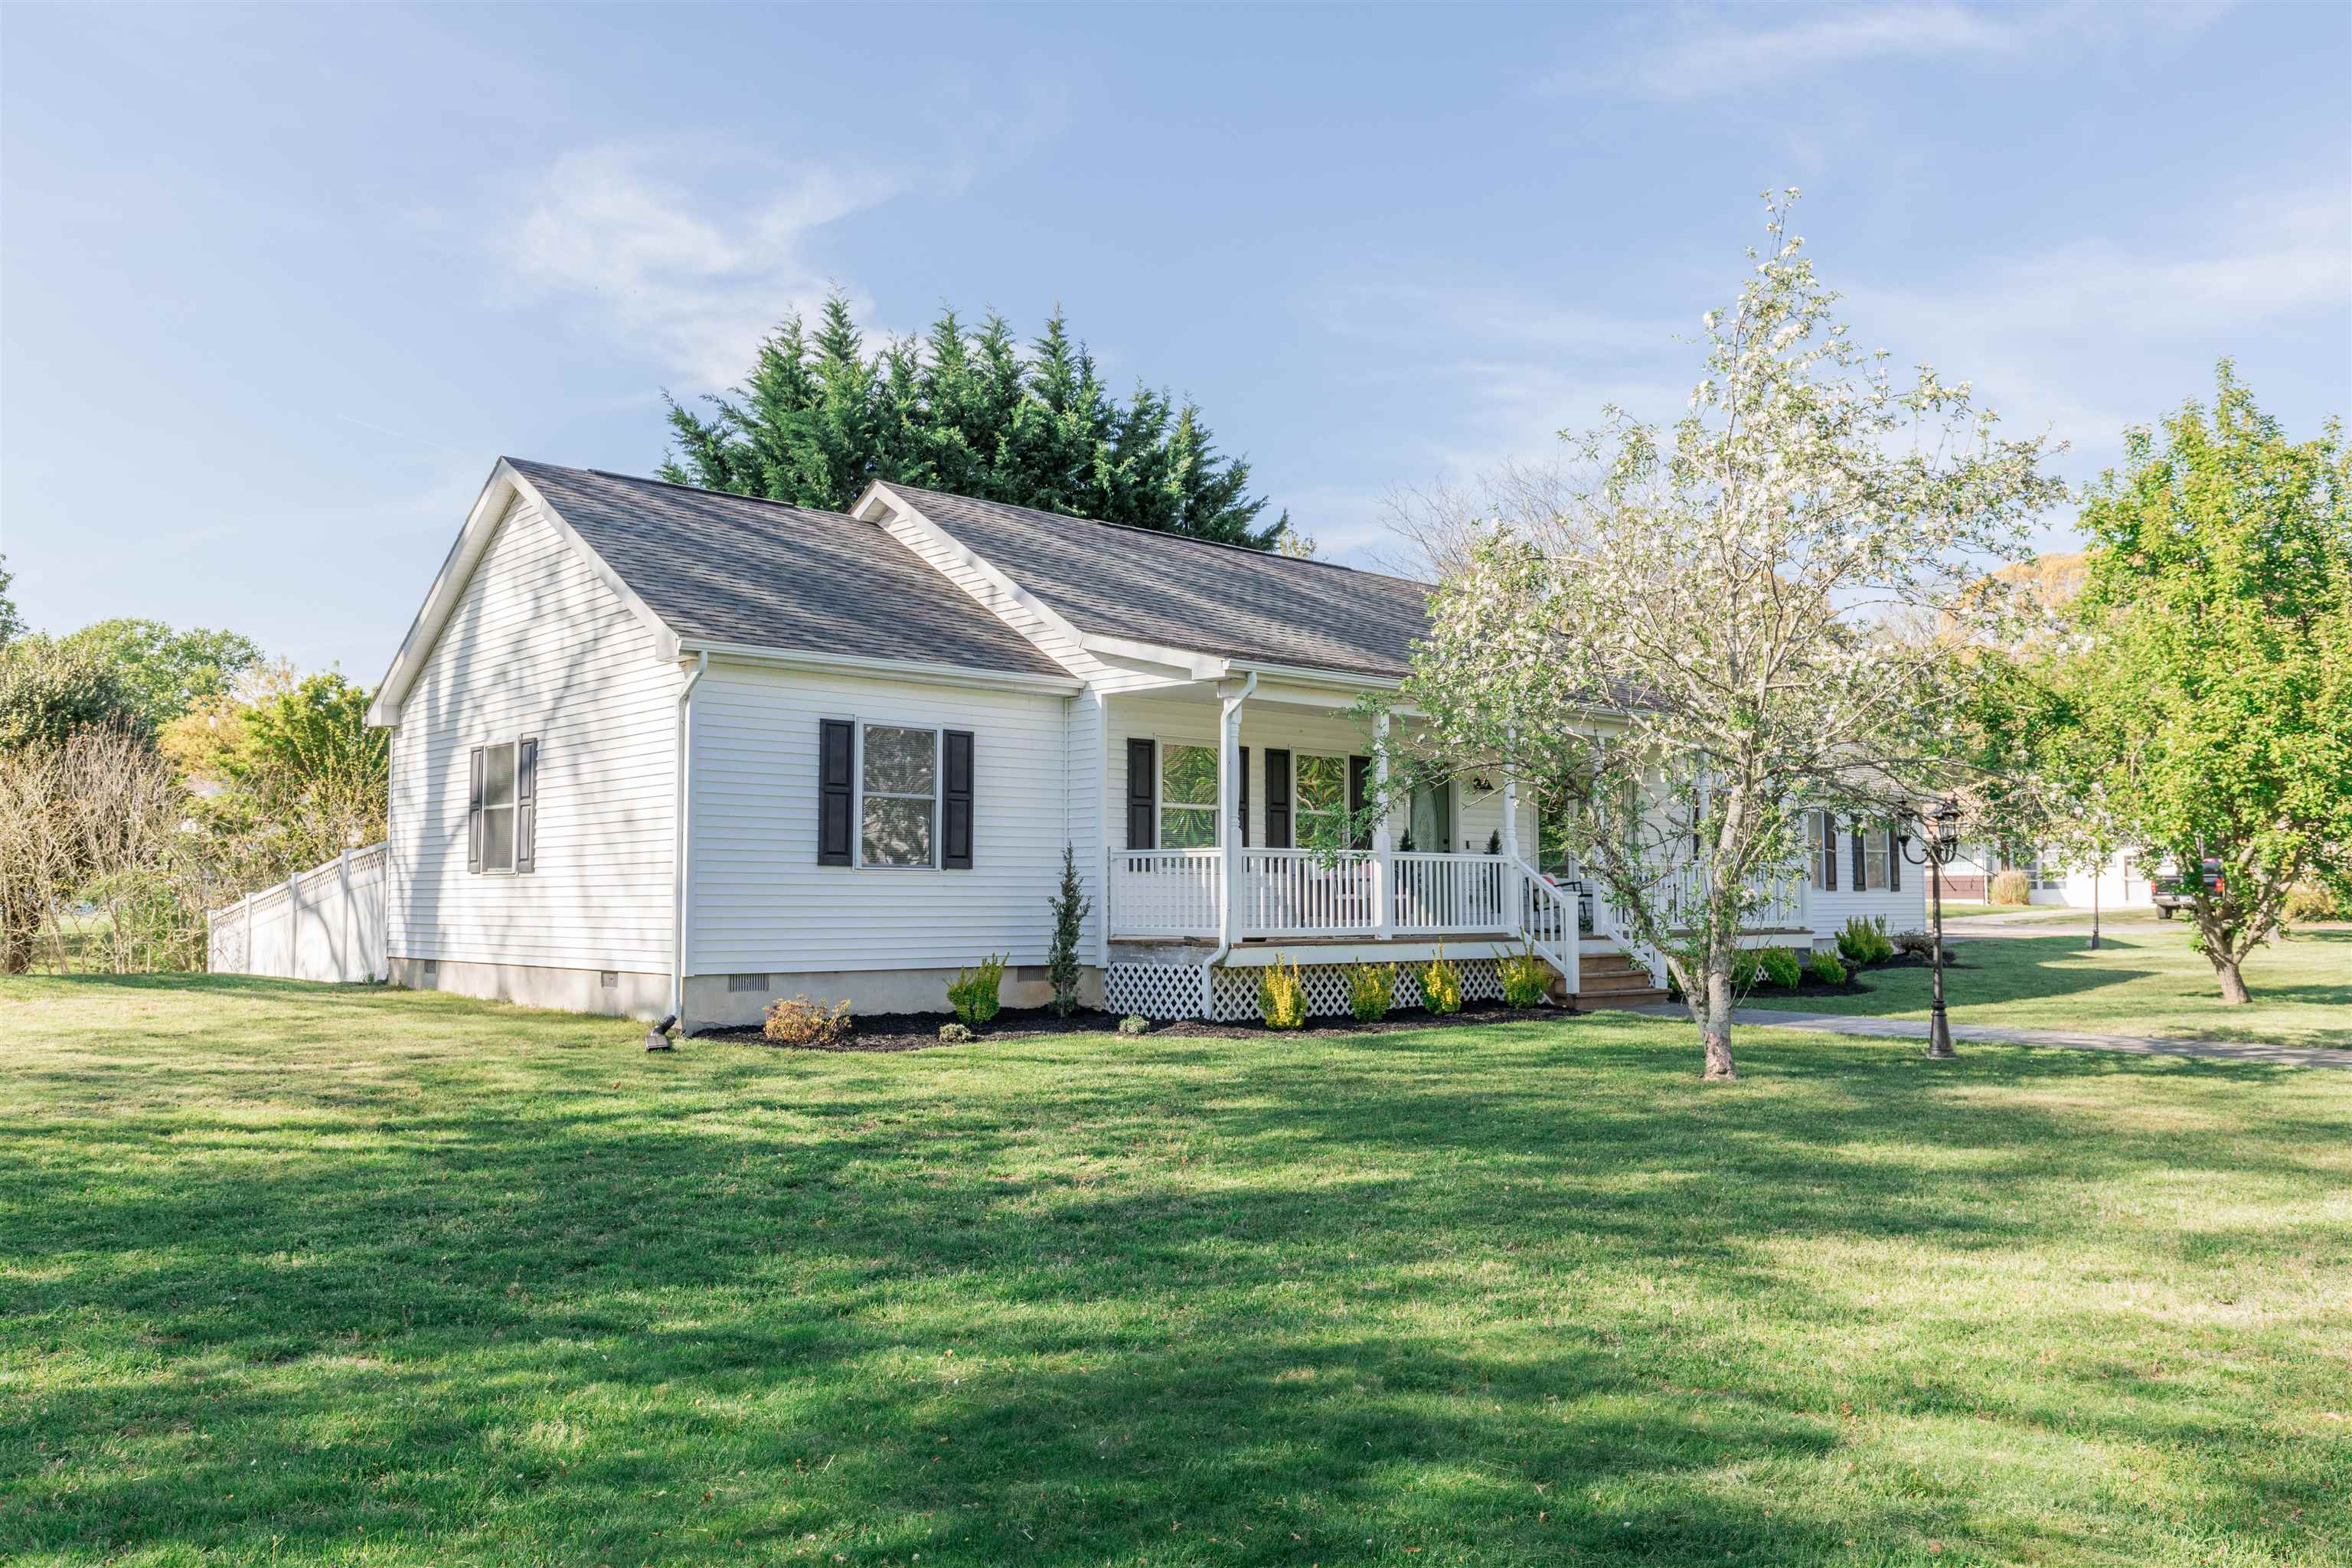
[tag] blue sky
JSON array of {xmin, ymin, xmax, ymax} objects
[{"xmin": 4, "ymin": 2, "xmax": 2346, "ymax": 679}]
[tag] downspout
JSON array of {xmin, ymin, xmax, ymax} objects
[
  {"xmin": 1199, "ymin": 669, "xmax": 1258, "ymax": 1018},
  {"xmin": 668, "ymin": 649, "xmax": 709, "ymax": 1029}
]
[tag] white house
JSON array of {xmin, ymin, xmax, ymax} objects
[
  {"xmin": 364, "ymin": 459, "xmax": 1929, "ymax": 1029},
  {"xmin": 1944, "ymin": 842, "xmax": 2159, "ymax": 910}
]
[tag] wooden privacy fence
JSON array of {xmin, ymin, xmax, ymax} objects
[{"xmin": 207, "ymin": 843, "xmax": 388, "ymax": 983}]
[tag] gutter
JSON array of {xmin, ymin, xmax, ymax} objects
[
  {"xmin": 1198, "ymin": 668, "xmax": 1259, "ymax": 1016},
  {"xmin": 669, "ymin": 649, "xmax": 709, "ymax": 1027},
  {"xmin": 675, "ymin": 639, "xmax": 1081, "ymax": 695}
]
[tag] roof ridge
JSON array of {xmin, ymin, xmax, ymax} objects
[{"xmin": 882, "ymin": 481, "xmax": 1432, "ymax": 589}]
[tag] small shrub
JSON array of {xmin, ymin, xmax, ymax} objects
[
  {"xmin": 1117, "ymin": 1014, "xmax": 1151, "ymax": 1037},
  {"xmin": 1989, "ymin": 868, "xmax": 2032, "ymax": 906},
  {"xmin": 1259, "ymin": 956, "xmax": 1308, "ymax": 1030},
  {"xmin": 763, "ymin": 995, "xmax": 853, "ymax": 1047},
  {"xmin": 1498, "ymin": 944, "xmax": 1550, "ymax": 1008},
  {"xmin": 937, "ymin": 1021, "xmax": 972, "ymax": 1044},
  {"xmin": 1759, "ymin": 946, "xmax": 1804, "ymax": 989},
  {"xmin": 1421, "ymin": 949, "xmax": 1463, "ymax": 1014},
  {"xmin": 1344, "ymin": 960, "xmax": 1395, "ymax": 1022},
  {"xmin": 1809, "ymin": 949, "xmax": 1846, "ymax": 987},
  {"xmin": 947, "ymin": 953, "xmax": 1008, "ymax": 1027},
  {"xmin": 1045, "ymin": 843, "xmax": 1091, "ymax": 1016},
  {"xmin": 1892, "ymin": 929, "xmax": 1933, "ymax": 959},
  {"xmin": 1838, "ymin": 916, "xmax": 1893, "ymax": 966}
]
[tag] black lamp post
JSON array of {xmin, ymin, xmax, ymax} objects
[{"xmin": 1896, "ymin": 798, "xmax": 1965, "ymax": 1060}]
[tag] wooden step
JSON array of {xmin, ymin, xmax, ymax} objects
[{"xmin": 1574, "ymin": 988, "xmax": 1672, "ymax": 1011}]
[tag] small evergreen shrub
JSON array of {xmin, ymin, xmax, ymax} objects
[
  {"xmin": 1045, "ymin": 843, "xmax": 1091, "ymax": 1016},
  {"xmin": 1809, "ymin": 950, "xmax": 1846, "ymax": 986},
  {"xmin": 1498, "ymin": 944, "xmax": 1550, "ymax": 1008},
  {"xmin": 1117, "ymin": 1014, "xmax": 1151, "ymax": 1037},
  {"xmin": 763, "ymin": 995, "xmax": 853, "ymax": 1047},
  {"xmin": 1892, "ymin": 929, "xmax": 1933, "ymax": 959},
  {"xmin": 1258, "ymin": 956, "xmax": 1308, "ymax": 1030},
  {"xmin": 1837, "ymin": 917, "xmax": 1894, "ymax": 966},
  {"xmin": 1988, "ymin": 868, "xmax": 2032, "ymax": 906},
  {"xmin": 1759, "ymin": 946, "xmax": 1804, "ymax": 989},
  {"xmin": 1421, "ymin": 949, "xmax": 1463, "ymax": 1014},
  {"xmin": 947, "ymin": 953, "xmax": 1008, "ymax": 1027},
  {"xmin": 1344, "ymin": 960, "xmax": 1395, "ymax": 1022},
  {"xmin": 937, "ymin": 1021, "xmax": 972, "ymax": 1044}
]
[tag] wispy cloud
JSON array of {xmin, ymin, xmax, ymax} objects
[
  {"xmin": 494, "ymin": 141, "xmax": 902, "ymax": 387},
  {"xmin": 1569, "ymin": 2, "xmax": 2227, "ymax": 101}
]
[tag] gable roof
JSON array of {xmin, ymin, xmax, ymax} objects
[
  {"xmin": 501, "ymin": 462, "xmax": 1072, "ymax": 680},
  {"xmin": 877, "ymin": 485, "xmax": 1433, "ymax": 680}
]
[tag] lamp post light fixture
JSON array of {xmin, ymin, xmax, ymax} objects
[{"xmin": 1896, "ymin": 797, "xmax": 1966, "ymax": 1060}]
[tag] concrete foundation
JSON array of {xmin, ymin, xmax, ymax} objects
[
  {"xmin": 387, "ymin": 956, "xmax": 671, "ymax": 1021},
  {"xmin": 680, "ymin": 965, "xmax": 1106, "ymax": 1031}
]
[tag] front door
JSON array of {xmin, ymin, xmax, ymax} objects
[{"xmin": 1408, "ymin": 781, "xmax": 1453, "ymax": 853}]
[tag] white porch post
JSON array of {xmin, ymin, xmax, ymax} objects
[
  {"xmin": 1372, "ymin": 710, "xmax": 1393, "ymax": 939},
  {"xmin": 1204, "ymin": 672, "xmax": 1256, "ymax": 1016}
]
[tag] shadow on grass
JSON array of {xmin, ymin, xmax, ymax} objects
[{"xmin": 2, "ymin": 981, "xmax": 2342, "ymax": 1564}]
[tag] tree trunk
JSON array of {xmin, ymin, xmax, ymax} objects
[
  {"xmin": 1700, "ymin": 962, "xmax": 1738, "ymax": 1081},
  {"xmin": 2213, "ymin": 956, "xmax": 2250, "ymax": 1005}
]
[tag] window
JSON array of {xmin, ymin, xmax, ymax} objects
[
  {"xmin": 1159, "ymin": 743, "xmax": 1218, "ymax": 848},
  {"xmin": 481, "ymin": 743, "xmax": 518, "ymax": 871},
  {"xmin": 861, "ymin": 724, "xmax": 938, "ymax": 867},
  {"xmin": 1864, "ymin": 825, "xmax": 1891, "ymax": 891},
  {"xmin": 2030, "ymin": 854, "xmax": 2065, "ymax": 891},
  {"xmin": 468, "ymin": 737, "xmax": 536, "ymax": 875},
  {"xmin": 1295, "ymin": 753, "xmax": 1348, "ymax": 849},
  {"xmin": 1808, "ymin": 810, "xmax": 1831, "ymax": 889}
]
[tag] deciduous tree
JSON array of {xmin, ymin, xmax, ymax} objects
[{"xmin": 1379, "ymin": 192, "xmax": 2061, "ymax": 1080}]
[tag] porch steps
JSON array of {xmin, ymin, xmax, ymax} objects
[{"xmin": 1565, "ymin": 949, "xmax": 1671, "ymax": 1011}]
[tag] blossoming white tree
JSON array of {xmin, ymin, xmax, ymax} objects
[{"xmin": 1384, "ymin": 192, "xmax": 2063, "ymax": 1080}]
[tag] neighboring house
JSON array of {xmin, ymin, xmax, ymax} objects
[
  {"xmin": 1945, "ymin": 841, "xmax": 2157, "ymax": 910},
  {"xmin": 365, "ymin": 459, "xmax": 1929, "ymax": 1029}
]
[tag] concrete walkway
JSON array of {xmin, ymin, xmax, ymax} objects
[{"xmin": 1626, "ymin": 1004, "xmax": 2352, "ymax": 1071}]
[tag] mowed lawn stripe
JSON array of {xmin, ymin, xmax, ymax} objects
[{"xmin": 2, "ymin": 974, "xmax": 2346, "ymax": 1566}]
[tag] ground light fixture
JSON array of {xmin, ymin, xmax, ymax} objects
[{"xmin": 1896, "ymin": 797, "xmax": 1966, "ymax": 1060}]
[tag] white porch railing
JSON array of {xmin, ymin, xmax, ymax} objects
[{"xmin": 1111, "ymin": 848, "xmax": 1520, "ymax": 939}]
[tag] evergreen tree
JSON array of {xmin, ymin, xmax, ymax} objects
[{"xmin": 660, "ymin": 293, "xmax": 1288, "ymax": 547}]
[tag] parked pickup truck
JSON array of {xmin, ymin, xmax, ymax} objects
[{"xmin": 2151, "ymin": 859, "xmax": 2224, "ymax": 919}]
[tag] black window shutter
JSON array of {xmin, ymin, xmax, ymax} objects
[
  {"xmin": 1851, "ymin": 818, "xmax": 1867, "ymax": 889},
  {"xmin": 1125, "ymin": 738, "xmax": 1156, "ymax": 849},
  {"xmin": 515, "ymin": 738, "xmax": 538, "ymax": 874},
  {"xmin": 1263, "ymin": 748, "xmax": 1292, "ymax": 848},
  {"xmin": 1237, "ymin": 746, "xmax": 1250, "ymax": 848},
  {"xmin": 466, "ymin": 746, "xmax": 485, "ymax": 875},
  {"xmin": 1886, "ymin": 825, "xmax": 1900, "ymax": 892},
  {"xmin": 942, "ymin": 730, "xmax": 975, "ymax": 869},
  {"xmin": 818, "ymin": 720, "xmax": 854, "ymax": 866},
  {"xmin": 1349, "ymin": 756, "xmax": 1372, "ymax": 850},
  {"xmin": 1822, "ymin": 810, "xmax": 1836, "ymax": 890}
]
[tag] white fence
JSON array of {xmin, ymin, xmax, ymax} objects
[{"xmin": 207, "ymin": 844, "xmax": 388, "ymax": 983}]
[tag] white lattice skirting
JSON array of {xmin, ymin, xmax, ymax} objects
[{"xmin": 1106, "ymin": 958, "xmax": 1506, "ymax": 1022}]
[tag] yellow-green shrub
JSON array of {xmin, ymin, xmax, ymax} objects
[
  {"xmin": 1344, "ymin": 960, "xmax": 1395, "ymax": 1022},
  {"xmin": 1989, "ymin": 868, "xmax": 2032, "ymax": 906},
  {"xmin": 1421, "ymin": 949, "xmax": 1463, "ymax": 1014},
  {"xmin": 947, "ymin": 953, "xmax": 1008, "ymax": 1026},
  {"xmin": 1259, "ymin": 956, "xmax": 1308, "ymax": 1029},
  {"xmin": 1809, "ymin": 950, "xmax": 1845, "ymax": 986},
  {"xmin": 1759, "ymin": 946, "xmax": 1804, "ymax": 989},
  {"xmin": 1498, "ymin": 944, "xmax": 1550, "ymax": 1008}
]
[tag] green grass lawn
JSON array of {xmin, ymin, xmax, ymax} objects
[
  {"xmin": 5, "ymin": 975, "xmax": 2348, "ymax": 1567},
  {"xmin": 1746, "ymin": 928, "xmax": 2352, "ymax": 1050}
]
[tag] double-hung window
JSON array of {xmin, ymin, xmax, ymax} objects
[
  {"xmin": 861, "ymin": 724, "xmax": 939, "ymax": 867},
  {"xmin": 1863, "ymin": 825, "xmax": 1891, "ymax": 891},
  {"xmin": 1158, "ymin": 743, "xmax": 1219, "ymax": 848},
  {"xmin": 1295, "ymin": 753, "xmax": 1348, "ymax": 850},
  {"xmin": 467, "ymin": 737, "xmax": 537, "ymax": 875}
]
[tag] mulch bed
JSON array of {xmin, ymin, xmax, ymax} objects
[{"xmin": 704, "ymin": 998, "xmax": 1579, "ymax": 1054}]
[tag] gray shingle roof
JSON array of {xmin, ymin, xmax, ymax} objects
[
  {"xmin": 882, "ymin": 485, "xmax": 1433, "ymax": 680},
  {"xmin": 506, "ymin": 460, "xmax": 1072, "ymax": 680}
]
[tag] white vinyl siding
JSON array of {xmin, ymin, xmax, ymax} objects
[
  {"xmin": 688, "ymin": 663, "xmax": 1070, "ymax": 972},
  {"xmin": 1805, "ymin": 818, "xmax": 1928, "ymax": 938},
  {"xmin": 385, "ymin": 495, "xmax": 675, "ymax": 971}
]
